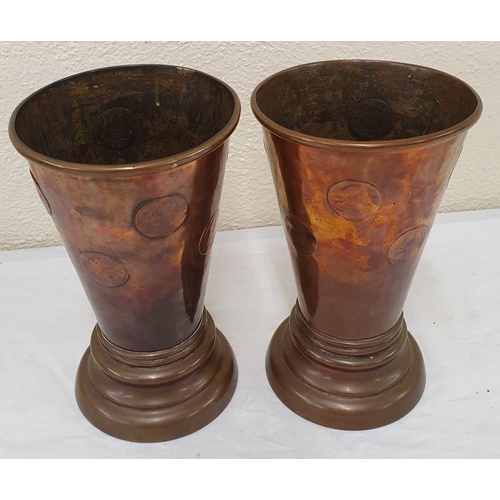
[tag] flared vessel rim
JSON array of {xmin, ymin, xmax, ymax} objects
[
  {"xmin": 251, "ymin": 59, "xmax": 482, "ymax": 150},
  {"xmin": 9, "ymin": 64, "xmax": 241, "ymax": 174}
]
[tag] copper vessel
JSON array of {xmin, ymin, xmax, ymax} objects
[
  {"xmin": 252, "ymin": 60, "xmax": 482, "ymax": 429},
  {"xmin": 10, "ymin": 65, "xmax": 240, "ymax": 442}
]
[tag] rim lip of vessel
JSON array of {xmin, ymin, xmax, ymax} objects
[
  {"xmin": 251, "ymin": 59, "xmax": 483, "ymax": 151},
  {"xmin": 9, "ymin": 64, "xmax": 241, "ymax": 174}
]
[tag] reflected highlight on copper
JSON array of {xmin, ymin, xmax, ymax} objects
[
  {"xmin": 252, "ymin": 60, "xmax": 482, "ymax": 430},
  {"xmin": 10, "ymin": 65, "xmax": 240, "ymax": 442}
]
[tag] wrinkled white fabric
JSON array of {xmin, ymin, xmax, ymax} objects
[{"xmin": 0, "ymin": 210, "xmax": 499, "ymax": 458}]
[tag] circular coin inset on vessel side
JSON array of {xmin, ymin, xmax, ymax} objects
[
  {"xmin": 30, "ymin": 171, "xmax": 52, "ymax": 215},
  {"xmin": 285, "ymin": 214, "xmax": 317, "ymax": 257},
  {"xmin": 79, "ymin": 251, "xmax": 130, "ymax": 288},
  {"xmin": 388, "ymin": 226, "xmax": 427, "ymax": 265},
  {"xmin": 95, "ymin": 107, "xmax": 141, "ymax": 150},
  {"xmin": 134, "ymin": 194, "xmax": 188, "ymax": 239},
  {"xmin": 348, "ymin": 98, "xmax": 394, "ymax": 140},
  {"xmin": 199, "ymin": 211, "xmax": 219, "ymax": 256},
  {"xmin": 327, "ymin": 180, "xmax": 382, "ymax": 220}
]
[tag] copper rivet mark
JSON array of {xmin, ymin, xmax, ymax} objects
[
  {"xmin": 95, "ymin": 107, "xmax": 140, "ymax": 150},
  {"xmin": 30, "ymin": 171, "xmax": 52, "ymax": 215},
  {"xmin": 134, "ymin": 194, "xmax": 188, "ymax": 239},
  {"xmin": 285, "ymin": 214, "xmax": 317, "ymax": 257},
  {"xmin": 199, "ymin": 211, "xmax": 219, "ymax": 256},
  {"xmin": 327, "ymin": 180, "xmax": 382, "ymax": 220},
  {"xmin": 79, "ymin": 251, "xmax": 129, "ymax": 288},
  {"xmin": 388, "ymin": 226, "xmax": 427, "ymax": 265}
]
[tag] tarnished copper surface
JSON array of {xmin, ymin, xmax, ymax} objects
[
  {"xmin": 10, "ymin": 65, "xmax": 240, "ymax": 441},
  {"xmin": 76, "ymin": 310, "xmax": 237, "ymax": 442},
  {"xmin": 252, "ymin": 60, "xmax": 482, "ymax": 429}
]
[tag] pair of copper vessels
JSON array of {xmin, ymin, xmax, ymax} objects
[{"xmin": 9, "ymin": 61, "xmax": 482, "ymax": 442}]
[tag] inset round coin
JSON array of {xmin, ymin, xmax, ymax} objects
[
  {"xmin": 95, "ymin": 107, "xmax": 140, "ymax": 150},
  {"xmin": 327, "ymin": 180, "xmax": 382, "ymax": 220},
  {"xmin": 79, "ymin": 251, "xmax": 129, "ymax": 288},
  {"xmin": 199, "ymin": 211, "xmax": 219, "ymax": 256},
  {"xmin": 348, "ymin": 98, "xmax": 393, "ymax": 140},
  {"xmin": 388, "ymin": 226, "xmax": 427, "ymax": 265},
  {"xmin": 285, "ymin": 214, "xmax": 317, "ymax": 257},
  {"xmin": 30, "ymin": 171, "xmax": 52, "ymax": 215},
  {"xmin": 134, "ymin": 194, "xmax": 188, "ymax": 239}
]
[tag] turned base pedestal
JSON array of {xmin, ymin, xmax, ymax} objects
[
  {"xmin": 75, "ymin": 310, "xmax": 237, "ymax": 442},
  {"xmin": 266, "ymin": 305, "xmax": 425, "ymax": 430}
]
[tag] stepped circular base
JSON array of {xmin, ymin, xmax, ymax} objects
[
  {"xmin": 266, "ymin": 308, "xmax": 425, "ymax": 430},
  {"xmin": 75, "ymin": 311, "xmax": 237, "ymax": 442}
]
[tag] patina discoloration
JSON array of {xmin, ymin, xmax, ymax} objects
[
  {"xmin": 252, "ymin": 59, "xmax": 482, "ymax": 429},
  {"xmin": 10, "ymin": 64, "xmax": 240, "ymax": 442}
]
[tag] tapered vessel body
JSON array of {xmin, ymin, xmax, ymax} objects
[
  {"xmin": 252, "ymin": 60, "xmax": 481, "ymax": 429},
  {"xmin": 10, "ymin": 65, "xmax": 240, "ymax": 441}
]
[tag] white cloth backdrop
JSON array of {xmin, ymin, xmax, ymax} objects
[{"xmin": 0, "ymin": 210, "xmax": 499, "ymax": 458}]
